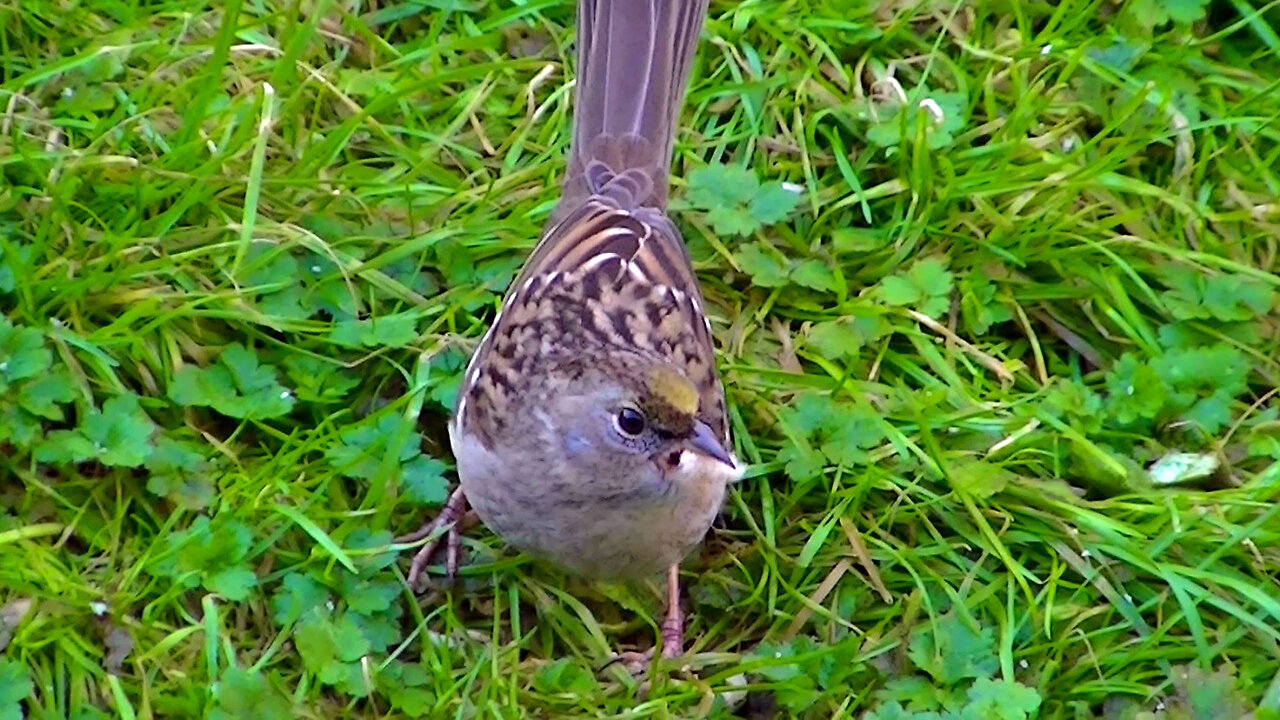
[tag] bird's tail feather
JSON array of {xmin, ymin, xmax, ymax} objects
[{"xmin": 559, "ymin": 0, "xmax": 709, "ymax": 212}]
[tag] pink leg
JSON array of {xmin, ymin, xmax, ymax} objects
[
  {"xmin": 607, "ymin": 563, "xmax": 685, "ymax": 673},
  {"xmin": 660, "ymin": 563, "xmax": 684, "ymax": 658},
  {"xmin": 399, "ymin": 487, "xmax": 470, "ymax": 591}
]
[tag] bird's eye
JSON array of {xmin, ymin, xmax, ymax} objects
[{"xmin": 615, "ymin": 407, "xmax": 646, "ymax": 437}]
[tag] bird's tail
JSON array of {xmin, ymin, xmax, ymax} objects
[{"xmin": 559, "ymin": 0, "xmax": 710, "ymax": 213}]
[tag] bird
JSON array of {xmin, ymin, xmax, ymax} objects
[{"xmin": 400, "ymin": 0, "xmax": 743, "ymax": 665}]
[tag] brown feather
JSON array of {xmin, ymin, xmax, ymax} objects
[
  {"xmin": 457, "ymin": 199, "xmax": 726, "ymax": 447},
  {"xmin": 454, "ymin": 0, "xmax": 726, "ymax": 451}
]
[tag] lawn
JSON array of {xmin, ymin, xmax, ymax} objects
[{"xmin": 3, "ymin": 0, "xmax": 1280, "ymax": 717}]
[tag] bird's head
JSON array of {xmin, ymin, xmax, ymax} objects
[{"xmin": 521, "ymin": 351, "xmax": 740, "ymax": 499}]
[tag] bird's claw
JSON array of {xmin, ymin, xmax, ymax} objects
[
  {"xmin": 603, "ymin": 612, "xmax": 684, "ymax": 676},
  {"xmin": 398, "ymin": 488, "xmax": 471, "ymax": 592}
]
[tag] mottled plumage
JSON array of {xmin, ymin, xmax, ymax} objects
[
  {"xmin": 405, "ymin": 0, "xmax": 739, "ymax": 664},
  {"xmin": 455, "ymin": 193, "xmax": 727, "ymax": 449}
]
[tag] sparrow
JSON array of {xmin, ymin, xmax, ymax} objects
[{"xmin": 401, "ymin": 0, "xmax": 743, "ymax": 664}]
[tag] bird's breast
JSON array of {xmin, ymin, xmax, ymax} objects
[{"xmin": 451, "ymin": 425, "xmax": 726, "ymax": 580}]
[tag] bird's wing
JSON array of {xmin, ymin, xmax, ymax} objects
[{"xmin": 456, "ymin": 195, "xmax": 727, "ymax": 448}]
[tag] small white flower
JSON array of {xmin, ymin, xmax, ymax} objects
[
  {"xmin": 883, "ymin": 76, "xmax": 908, "ymax": 104},
  {"xmin": 919, "ymin": 98, "xmax": 945, "ymax": 125},
  {"xmin": 1041, "ymin": 44, "xmax": 1052, "ymax": 55},
  {"xmin": 782, "ymin": 182, "xmax": 804, "ymax": 194}
]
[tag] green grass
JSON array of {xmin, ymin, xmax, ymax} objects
[{"xmin": 3, "ymin": 0, "xmax": 1280, "ymax": 717}]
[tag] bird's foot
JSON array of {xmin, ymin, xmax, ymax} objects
[
  {"xmin": 610, "ymin": 617, "xmax": 684, "ymax": 675},
  {"xmin": 397, "ymin": 487, "xmax": 473, "ymax": 592}
]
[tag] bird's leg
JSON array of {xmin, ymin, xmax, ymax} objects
[
  {"xmin": 659, "ymin": 563, "xmax": 684, "ymax": 658},
  {"xmin": 608, "ymin": 564, "xmax": 685, "ymax": 674},
  {"xmin": 399, "ymin": 487, "xmax": 472, "ymax": 591}
]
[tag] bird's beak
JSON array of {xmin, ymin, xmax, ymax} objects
[{"xmin": 688, "ymin": 420, "xmax": 735, "ymax": 467}]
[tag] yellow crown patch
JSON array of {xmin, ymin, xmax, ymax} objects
[{"xmin": 645, "ymin": 366, "xmax": 698, "ymax": 416}]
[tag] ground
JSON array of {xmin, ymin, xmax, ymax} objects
[{"xmin": 2, "ymin": 0, "xmax": 1280, "ymax": 718}]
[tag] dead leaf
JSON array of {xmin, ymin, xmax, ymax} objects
[
  {"xmin": 0, "ymin": 597, "xmax": 33, "ymax": 651},
  {"xmin": 104, "ymin": 626, "xmax": 134, "ymax": 675}
]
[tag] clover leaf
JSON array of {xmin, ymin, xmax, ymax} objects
[
  {"xmin": 734, "ymin": 242, "xmax": 844, "ymax": 293},
  {"xmin": 735, "ymin": 242, "xmax": 790, "ymax": 287},
  {"xmin": 687, "ymin": 164, "xmax": 799, "ymax": 237},
  {"xmin": 35, "ymin": 393, "xmax": 156, "ymax": 468},
  {"xmin": 155, "ymin": 516, "xmax": 257, "ymax": 601},
  {"xmin": 295, "ymin": 611, "xmax": 372, "ymax": 697},
  {"xmin": 0, "ymin": 321, "xmax": 77, "ymax": 450},
  {"xmin": 1159, "ymin": 267, "xmax": 1274, "ymax": 322},
  {"xmin": 271, "ymin": 572, "xmax": 330, "ymax": 626},
  {"xmin": 1128, "ymin": 0, "xmax": 1211, "ymax": 28},
  {"xmin": 907, "ymin": 612, "xmax": 998, "ymax": 686},
  {"xmin": 145, "ymin": 436, "xmax": 216, "ymax": 509},
  {"xmin": 17, "ymin": 370, "xmax": 76, "ymax": 421},
  {"xmin": 778, "ymin": 393, "xmax": 885, "ymax": 468},
  {"xmin": 0, "ymin": 319, "xmax": 51, "ymax": 387},
  {"xmin": 964, "ymin": 678, "xmax": 1042, "ymax": 720},
  {"xmin": 282, "ymin": 355, "xmax": 359, "ymax": 405},
  {"xmin": 0, "ymin": 657, "xmax": 33, "ymax": 720},
  {"xmin": 337, "ymin": 573, "xmax": 398, "ymax": 616},
  {"xmin": 947, "ymin": 459, "xmax": 1016, "ymax": 499},
  {"xmin": 378, "ymin": 661, "xmax": 435, "ymax": 717},
  {"xmin": 867, "ymin": 91, "xmax": 966, "ymax": 150},
  {"xmin": 326, "ymin": 413, "xmax": 450, "ymax": 506},
  {"xmin": 329, "ymin": 311, "xmax": 420, "ymax": 349},
  {"xmin": 790, "ymin": 259, "xmax": 840, "ymax": 293},
  {"xmin": 807, "ymin": 310, "xmax": 889, "ymax": 361},
  {"xmin": 169, "ymin": 343, "xmax": 295, "ymax": 420},
  {"xmin": 210, "ymin": 667, "xmax": 292, "ymax": 720},
  {"xmin": 876, "ymin": 258, "xmax": 954, "ymax": 318},
  {"xmin": 959, "ymin": 273, "xmax": 1012, "ymax": 334},
  {"xmin": 0, "ymin": 244, "xmax": 33, "ymax": 294}
]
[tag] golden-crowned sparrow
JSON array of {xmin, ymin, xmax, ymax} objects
[{"xmin": 403, "ymin": 0, "xmax": 743, "ymax": 662}]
